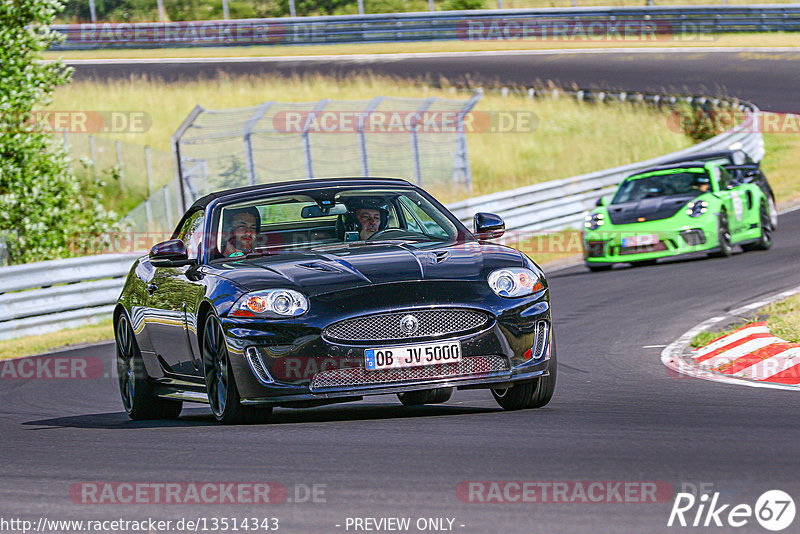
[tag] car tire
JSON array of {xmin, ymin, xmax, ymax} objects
[
  {"xmin": 742, "ymin": 201, "xmax": 773, "ymax": 251},
  {"xmin": 397, "ymin": 388, "xmax": 453, "ymax": 406},
  {"xmin": 202, "ymin": 314, "xmax": 272, "ymax": 425},
  {"xmin": 586, "ymin": 264, "xmax": 612, "ymax": 272},
  {"xmin": 768, "ymin": 195, "xmax": 778, "ymax": 230},
  {"xmin": 708, "ymin": 211, "xmax": 733, "ymax": 258},
  {"xmin": 115, "ymin": 313, "xmax": 183, "ymax": 420},
  {"xmin": 492, "ymin": 351, "xmax": 557, "ymax": 411}
]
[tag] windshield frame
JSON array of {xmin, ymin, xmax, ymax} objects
[
  {"xmin": 200, "ymin": 184, "xmax": 473, "ymax": 265},
  {"xmin": 611, "ymin": 166, "xmax": 712, "ymax": 205}
]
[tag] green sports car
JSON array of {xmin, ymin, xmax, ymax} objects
[{"xmin": 582, "ymin": 160, "xmax": 773, "ymax": 271}]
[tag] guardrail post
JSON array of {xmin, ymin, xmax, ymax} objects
[
  {"xmin": 357, "ymin": 0, "xmax": 365, "ymax": 15},
  {"xmin": 115, "ymin": 140, "xmax": 124, "ymax": 190},
  {"xmin": 358, "ymin": 96, "xmax": 384, "ymax": 176},
  {"xmin": 410, "ymin": 97, "xmax": 436, "ymax": 186},
  {"xmin": 289, "ymin": 0, "xmax": 296, "ymax": 17},
  {"xmin": 302, "ymin": 99, "xmax": 331, "ymax": 180},
  {"xmin": 62, "ymin": 130, "xmax": 69, "ymax": 151}
]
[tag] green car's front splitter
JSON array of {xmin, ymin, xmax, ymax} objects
[{"xmin": 583, "ymin": 218, "xmax": 722, "ymax": 265}]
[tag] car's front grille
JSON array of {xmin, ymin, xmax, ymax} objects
[
  {"xmin": 323, "ymin": 308, "xmax": 491, "ymax": 343},
  {"xmin": 619, "ymin": 241, "xmax": 668, "ymax": 255},
  {"xmin": 310, "ymin": 355, "xmax": 509, "ymax": 390}
]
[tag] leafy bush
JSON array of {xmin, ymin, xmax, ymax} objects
[
  {"xmin": 0, "ymin": 0, "xmax": 117, "ymax": 264},
  {"xmin": 442, "ymin": 0, "xmax": 484, "ymax": 10}
]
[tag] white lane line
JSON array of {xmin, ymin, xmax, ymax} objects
[
  {"xmin": 642, "ymin": 344, "xmax": 667, "ymax": 348},
  {"xmin": 55, "ymin": 46, "xmax": 800, "ymax": 65}
]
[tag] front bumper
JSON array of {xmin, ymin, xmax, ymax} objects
[
  {"xmin": 219, "ymin": 281, "xmax": 552, "ymax": 405},
  {"xmin": 583, "ymin": 218, "xmax": 719, "ymax": 264}
]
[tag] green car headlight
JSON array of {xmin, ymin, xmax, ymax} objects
[
  {"xmin": 686, "ymin": 201, "xmax": 709, "ymax": 218},
  {"xmin": 584, "ymin": 212, "xmax": 605, "ymax": 230}
]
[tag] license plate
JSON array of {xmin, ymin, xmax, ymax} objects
[
  {"xmin": 622, "ymin": 234, "xmax": 659, "ymax": 247},
  {"xmin": 365, "ymin": 340, "xmax": 462, "ymax": 371}
]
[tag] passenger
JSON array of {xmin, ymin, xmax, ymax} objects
[{"xmin": 223, "ymin": 207, "xmax": 260, "ymax": 257}]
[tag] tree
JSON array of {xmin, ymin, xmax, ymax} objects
[{"xmin": 0, "ymin": 0, "xmax": 116, "ymax": 264}]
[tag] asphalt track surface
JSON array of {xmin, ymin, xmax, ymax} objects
[
  {"xmin": 3, "ymin": 50, "xmax": 800, "ymax": 533},
  {"xmin": 68, "ymin": 48, "xmax": 800, "ymax": 112}
]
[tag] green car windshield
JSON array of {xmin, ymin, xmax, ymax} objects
[{"xmin": 611, "ymin": 170, "xmax": 710, "ymax": 204}]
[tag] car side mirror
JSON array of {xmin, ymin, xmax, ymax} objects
[
  {"xmin": 595, "ymin": 196, "xmax": 608, "ymax": 207},
  {"xmin": 474, "ymin": 212, "xmax": 505, "ymax": 240},
  {"xmin": 149, "ymin": 239, "xmax": 196, "ymax": 267}
]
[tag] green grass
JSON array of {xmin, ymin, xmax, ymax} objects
[
  {"xmin": 0, "ymin": 320, "xmax": 114, "ymax": 360},
  {"xmin": 50, "ymin": 73, "xmax": 694, "ymax": 207},
  {"xmin": 44, "ymin": 33, "xmax": 800, "ymax": 62},
  {"xmin": 691, "ymin": 294, "xmax": 800, "ymax": 348},
  {"xmin": 762, "ymin": 131, "xmax": 800, "ymax": 205}
]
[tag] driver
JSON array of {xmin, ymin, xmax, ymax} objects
[
  {"xmin": 341, "ymin": 199, "xmax": 390, "ymax": 241},
  {"xmin": 222, "ymin": 207, "xmax": 260, "ymax": 257},
  {"xmin": 354, "ymin": 208, "xmax": 382, "ymax": 241},
  {"xmin": 692, "ymin": 175, "xmax": 711, "ymax": 193}
]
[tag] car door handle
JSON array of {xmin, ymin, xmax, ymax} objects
[{"xmin": 146, "ymin": 283, "xmax": 158, "ymax": 295}]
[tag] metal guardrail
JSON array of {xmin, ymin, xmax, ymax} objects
[
  {"xmin": 50, "ymin": 5, "xmax": 800, "ymax": 50},
  {"xmin": 0, "ymin": 96, "xmax": 764, "ymax": 341},
  {"xmin": 447, "ymin": 99, "xmax": 764, "ymax": 232},
  {"xmin": 0, "ymin": 254, "xmax": 140, "ymax": 341}
]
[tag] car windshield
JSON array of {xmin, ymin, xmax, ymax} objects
[
  {"xmin": 611, "ymin": 170, "xmax": 710, "ymax": 204},
  {"xmin": 210, "ymin": 188, "xmax": 461, "ymax": 260}
]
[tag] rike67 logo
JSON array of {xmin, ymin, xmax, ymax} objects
[{"xmin": 668, "ymin": 489, "xmax": 796, "ymax": 531}]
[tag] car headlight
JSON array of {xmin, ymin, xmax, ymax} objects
[
  {"xmin": 488, "ymin": 268, "xmax": 544, "ymax": 298},
  {"xmin": 685, "ymin": 201, "xmax": 709, "ymax": 218},
  {"xmin": 230, "ymin": 289, "xmax": 309, "ymax": 318},
  {"xmin": 584, "ymin": 212, "xmax": 605, "ymax": 230}
]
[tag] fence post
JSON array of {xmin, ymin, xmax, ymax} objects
[
  {"xmin": 302, "ymin": 99, "xmax": 331, "ymax": 180},
  {"xmin": 242, "ymin": 102, "xmax": 273, "ymax": 186},
  {"xmin": 115, "ymin": 140, "xmax": 124, "ymax": 190},
  {"xmin": 171, "ymin": 105, "xmax": 205, "ymax": 214},
  {"xmin": 289, "ymin": 0, "xmax": 296, "ymax": 17},
  {"xmin": 145, "ymin": 146, "xmax": 153, "ymax": 228},
  {"xmin": 453, "ymin": 90, "xmax": 483, "ymax": 189},
  {"xmin": 357, "ymin": 0, "xmax": 365, "ymax": 15},
  {"xmin": 89, "ymin": 134, "xmax": 97, "ymax": 176},
  {"xmin": 429, "ymin": 0, "xmax": 434, "ymax": 11},
  {"xmin": 410, "ymin": 97, "xmax": 436, "ymax": 186},
  {"xmin": 62, "ymin": 130, "xmax": 69, "ymax": 151},
  {"xmin": 358, "ymin": 96, "xmax": 385, "ymax": 177},
  {"xmin": 222, "ymin": 0, "xmax": 230, "ymax": 19}
]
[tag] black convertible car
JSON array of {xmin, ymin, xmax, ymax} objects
[{"xmin": 115, "ymin": 178, "xmax": 555, "ymax": 424}]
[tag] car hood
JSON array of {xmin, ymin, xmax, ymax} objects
[
  {"xmin": 606, "ymin": 194, "xmax": 696, "ymax": 225},
  {"xmin": 210, "ymin": 241, "xmax": 524, "ymax": 296}
]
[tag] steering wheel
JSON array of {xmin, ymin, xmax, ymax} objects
[{"xmin": 367, "ymin": 228, "xmax": 422, "ymax": 241}]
